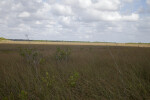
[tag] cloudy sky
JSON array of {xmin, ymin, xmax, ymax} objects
[{"xmin": 0, "ymin": 0, "xmax": 150, "ymax": 43}]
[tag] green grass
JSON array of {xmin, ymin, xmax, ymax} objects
[{"xmin": 0, "ymin": 44, "xmax": 150, "ymax": 100}]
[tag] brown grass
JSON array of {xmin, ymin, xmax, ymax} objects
[
  {"xmin": 0, "ymin": 43, "xmax": 150, "ymax": 100},
  {"xmin": 0, "ymin": 40, "xmax": 150, "ymax": 47}
]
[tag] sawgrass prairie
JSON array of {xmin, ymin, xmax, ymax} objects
[{"xmin": 0, "ymin": 41, "xmax": 150, "ymax": 100}]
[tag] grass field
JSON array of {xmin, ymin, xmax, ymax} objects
[
  {"xmin": 0, "ymin": 40, "xmax": 150, "ymax": 47},
  {"xmin": 0, "ymin": 42, "xmax": 150, "ymax": 100}
]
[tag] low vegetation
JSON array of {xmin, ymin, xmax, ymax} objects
[
  {"xmin": 55, "ymin": 47, "xmax": 71, "ymax": 62},
  {"xmin": 0, "ymin": 44, "xmax": 150, "ymax": 100},
  {"xmin": 0, "ymin": 37, "xmax": 7, "ymax": 41}
]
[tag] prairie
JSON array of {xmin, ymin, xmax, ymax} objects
[
  {"xmin": 0, "ymin": 40, "xmax": 150, "ymax": 47},
  {"xmin": 0, "ymin": 42, "xmax": 150, "ymax": 100}
]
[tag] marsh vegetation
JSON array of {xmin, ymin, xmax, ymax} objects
[{"xmin": 0, "ymin": 44, "xmax": 150, "ymax": 100}]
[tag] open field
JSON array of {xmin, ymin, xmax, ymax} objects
[
  {"xmin": 0, "ymin": 40, "xmax": 150, "ymax": 47},
  {"xmin": 0, "ymin": 43, "xmax": 150, "ymax": 100}
]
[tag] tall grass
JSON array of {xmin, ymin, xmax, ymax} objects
[{"xmin": 0, "ymin": 44, "xmax": 150, "ymax": 100}]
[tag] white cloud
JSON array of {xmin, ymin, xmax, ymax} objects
[
  {"xmin": 35, "ymin": 21, "xmax": 41, "ymax": 24},
  {"xmin": 63, "ymin": 0, "xmax": 120, "ymax": 11},
  {"xmin": 92, "ymin": 0, "xmax": 120, "ymax": 11},
  {"xmin": 123, "ymin": 0, "xmax": 134, "ymax": 3},
  {"xmin": 0, "ymin": 0, "xmax": 149, "ymax": 42},
  {"xmin": 59, "ymin": 0, "xmax": 137, "ymax": 22},
  {"xmin": 78, "ymin": 0, "xmax": 92, "ymax": 8},
  {"xmin": 59, "ymin": 16, "xmax": 71, "ymax": 25},
  {"xmin": 18, "ymin": 12, "xmax": 30, "ymax": 17},
  {"xmin": 80, "ymin": 9, "xmax": 139, "ymax": 21},
  {"xmin": 122, "ymin": 13, "xmax": 139, "ymax": 21},
  {"xmin": 51, "ymin": 4, "xmax": 74, "ymax": 16},
  {"xmin": 147, "ymin": 0, "xmax": 150, "ymax": 5}
]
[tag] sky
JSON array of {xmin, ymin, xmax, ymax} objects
[{"xmin": 0, "ymin": 0, "xmax": 150, "ymax": 43}]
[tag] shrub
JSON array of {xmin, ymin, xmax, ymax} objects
[
  {"xmin": 0, "ymin": 37, "xmax": 7, "ymax": 40},
  {"xmin": 2, "ymin": 92, "xmax": 14, "ymax": 100},
  {"xmin": 19, "ymin": 48, "xmax": 45, "ymax": 66},
  {"xmin": 18, "ymin": 90, "xmax": 28, "ymax": 100},
  {"xmin": 68, "ymin": 72, "xmax": 79, "ymax": 87},
  {"xmin": 41, "ymin": 72, "xmax": 55, "ymax": 88},
  {"xmin": 55, "ymin": 47, "xmax": 71, "ymax": 62}
]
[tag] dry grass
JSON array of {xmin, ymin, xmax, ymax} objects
[
  {"xmin": 0, "ymin": 40, "xmax": 150, "ymax": 47},
  {"xmin": 0, "ymin": 43, "xmax": 150, "ymax": 100}
]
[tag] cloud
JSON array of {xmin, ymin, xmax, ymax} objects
[
  {"xmin": 51, "ymin": 4, "xmax": 74, "ymax": 16},
  {"xmin": 123, "ymin": 0, "xmax": 134, "ymax": 3},
  {"xmin": 122, "ymin": 13, "xmax": 139, "ymax": 21},
  {"xmin": 63, "ymin": 0, "xmax": 120, "ymax": 10},
  {"xmin": 91, "ymin": 0, "xmax": 120, "ymax": 11},
  {"xmin": 59, "ymin": 0, "xmax": 138, "ymax": 22},
  {"xmin": 147, "ymin": 0, "xmax": 150, "ymax": 5},
  {"xmin": 82, "ymin": 9, "xmax": 139, "ymax": 21},
  {"xmin": 18, "ymin": 12, "xmax": 30, "ymax": 17},
  {"xmin": 0, "ymin": 0, "xmax": 149, "ymax": 42}
]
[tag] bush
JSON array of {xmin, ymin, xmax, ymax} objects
[
  {"xmin": 19, "ymin": 48, "xmax": 45, "ymax": 66},
  {"xmin": 41, "ymin": 72, "xmax": 55, "ymax": 88},
  {"xmin": 68, "ymin": 72, "xmax": 79, "ymax": 87},
  {"xmin": 55, "ymin": 47, "xmax": 71, "ymax": 62},
  {"xmin": 0, "ymin": 37, "xmax": 7, "ymax": 41},
  {"xmin": 18, "ymin": 90, "xmax": 28, "ymax": 100}
]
